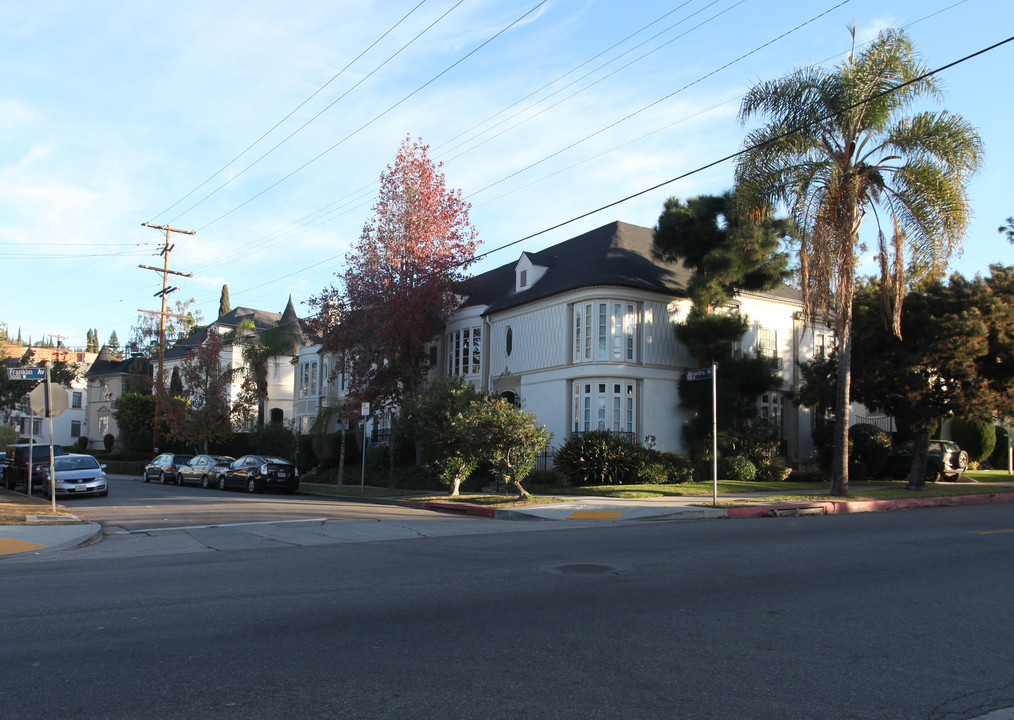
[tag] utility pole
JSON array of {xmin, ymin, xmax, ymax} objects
[{"xmin": 140, "ymin": 222, "xmax": 194, "ymax": 456}]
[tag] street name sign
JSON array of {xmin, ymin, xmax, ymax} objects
[
  {"xmin": 6, "ymin": 367, "xmax": 46, "ymax": 381},
  {"xmin": 686, "ymin": 367, "xmax": 713, "ymax": 382}
]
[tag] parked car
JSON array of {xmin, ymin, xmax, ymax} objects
[
  {"xmin": 142, "ymin": 453, "xmax": 195, "ymax": 485},
  {"xmin": 219, "ymin": 455, "xmax": 299, "ymax": 494},
  {"xmin": 178, "ymin": 454, "xmax": 235, "ymax": 489},
  {"xmin": 883, "ymin": 439, "xmax": 969, "ymax": 482},
  {"xmin": 44, "ymin": 453, "xmax": 108, "ymax": 498},
  {"xmin": 3, "ymin": 444, "xmax": 65, "ymax": 491}
]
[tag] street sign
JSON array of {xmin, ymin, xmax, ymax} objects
[
  {"xmin": 6, "ymin": 367, "xmax": 46, "ymax": 381},
  {"xmin": 686, "ymin": 367, "xmax": 713, "ymax": 381},
  {"xmin": 29, "ymin": 383, "xmax": 68, "ymax": 418},
  {"xmin": 361, "ymin": 402, "xmax": 370, "ymax": 417}
]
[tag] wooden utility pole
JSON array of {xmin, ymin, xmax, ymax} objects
[{"xmin": 140, "ymin": 222, "xmax": 194, "ymax": 455}]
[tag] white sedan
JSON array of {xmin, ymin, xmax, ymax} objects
[{"xmin": 45, "ymin": 453, "xmax": 109, "ymax": 498}]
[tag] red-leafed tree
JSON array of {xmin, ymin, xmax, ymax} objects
[{"xmin": 310, "ymin": 136, "xmax": 480, "ymax": 483}]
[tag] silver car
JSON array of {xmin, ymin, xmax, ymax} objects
[{"xmin": 45, "ymin": 454, "xmax": 108, "ymax": 498}]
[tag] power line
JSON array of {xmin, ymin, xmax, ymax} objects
[
  {"xmin": 465, "ymin": 33, "xmax": 1014, "ymax": 267},
  {"xmin": 150, "ymin": 0, "xmax": 433, "ymax": 223},
  {"xmin": 191, "ymin": 1, "xmax": 548, "ymax": 232}
]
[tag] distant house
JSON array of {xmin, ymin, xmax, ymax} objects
[
  {"xmin": 164, "ymin": 297, "xmax": 311, "ymax": 429},
  {"xmin": 84, "ymin": 346, "xmax": 152, "ymax": 451},
  {"xmin": 294, "ymin": 220, "xmax": 830, "ymax": 463}
]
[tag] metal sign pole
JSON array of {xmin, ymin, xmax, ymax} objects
[
  {"xmin": 712, "ymin": 363, "xmax": 718, "ymax": 507},
  {"xmin": 46, "ymin": 368, "xmax": 56, "ymax": 512},
  {"xmin": 360, "ymin": 402, "xmax": 370, "ymax": 494}
]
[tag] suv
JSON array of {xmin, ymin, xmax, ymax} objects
[
  {"xmin": 3, "ymin": 444, "xmax": 66, "ymax": 491},
  {"xmin": 883, "ymin": 439, "xmax": 969, "ymax": 482}
]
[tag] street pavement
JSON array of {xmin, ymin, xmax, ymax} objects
[{"xmin": 2, "ymin": 475, "xmax": 1014, "ymax": 560}]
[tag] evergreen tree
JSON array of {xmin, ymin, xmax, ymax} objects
[
  {"xmin": 108, "ymin": 331, "xmax": 122, "ymax": 358},
  {"xmin": 653, "ymin": 191, "xmax": 793, "ymax": 481},
  {"xmin": 218, "ymin": 285, "xmax": 231, "ymax": 318}
]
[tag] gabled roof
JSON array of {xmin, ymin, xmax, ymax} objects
[
  {"xmin": 164, "ymin": 300, "xmax": 312, "ymax": 360},
  {"xmin": 461, "ymin": 220, "xmax": 800, "ymax": 315},
  {"xmin": 86, "ymin": 345, "xmax": 151, "ymax": 378}
]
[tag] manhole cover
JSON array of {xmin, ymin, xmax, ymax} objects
[{"xmin": 541, "ymin": 562, "xmax": 629, "ymax": 576}]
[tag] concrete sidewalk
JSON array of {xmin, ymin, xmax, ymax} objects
[{"xmin": 4, "ymin": 483, "xmax": 1014, "ymax": 559}]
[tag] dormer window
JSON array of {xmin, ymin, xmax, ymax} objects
[{"xmin": 515, "ymin": 253, "xmax": 548, "ymax": 292}]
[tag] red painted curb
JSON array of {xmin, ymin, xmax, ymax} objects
[
  {"xmin": 726, "ymin": 491, "xmax": 1014, "ymax": 519},
  {"xmin": 404, "ymin": 500, "xmax": 497, "ymax": 518}
]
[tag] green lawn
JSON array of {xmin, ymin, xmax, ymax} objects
[{"xmin": 300, "ymin": 470, "xmax": 1014, "ymax": 507}]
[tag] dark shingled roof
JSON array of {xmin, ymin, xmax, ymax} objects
[
  {"xmin": 460, "ymin": 220, "xmax": 800, "ymax": 315},
  {"xmin": 165, "ymin": 300, "xmax": 311, "ymax": 360}
]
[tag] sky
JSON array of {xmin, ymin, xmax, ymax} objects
[{"xmin": 2, "ymin": 0, "xmax": 1013, "ymax": 351}]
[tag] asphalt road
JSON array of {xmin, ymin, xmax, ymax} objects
[{"xmin": 3, "ymin": 497, "xmax": 1014, "ymax": 720}]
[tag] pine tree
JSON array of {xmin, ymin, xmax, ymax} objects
[
  {"xmin": 219, "ymin": 285, "xmax": 231, "ymax": 318},
  {"xmin": 108, "ymin": 331, "xmax": 122, "ymax": 358}
]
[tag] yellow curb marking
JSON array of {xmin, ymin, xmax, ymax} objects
[
  {"xmin": 568, "ymin": 511, "xmax": 624, "ymax": 520},
  {"xmin": 0, "ymin": 537, "xmax": 51, "ymax": 556},
  {"xmin": 972, "ymin": 528, "xmax": 1014, "ymax": 535}
]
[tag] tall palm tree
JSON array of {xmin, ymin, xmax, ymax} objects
[
  {"xmin": 237, "ymin": 320, "xmax": 298, "ymax": 428},
  {"xmin": 735, "ymin": 28, "xmax": 983, "ymax": 495}
]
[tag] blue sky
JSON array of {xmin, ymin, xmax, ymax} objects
[{"xmin": 2, "ymin": 0, "xmax": 1012, "ymax": 350}]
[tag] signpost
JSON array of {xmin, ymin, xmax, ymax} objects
[
  {"xmin": 8, "ymin": 366, "xmax": 65, "ymax": 511},
  {"xmin": 686, "ymin": 363, "xmax": 718, "ymax": 506},
  {"xmin": 360, "ymin": 402, "xmax": 370, "ymax": 494}
]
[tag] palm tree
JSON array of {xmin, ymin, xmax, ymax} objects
[
  {"xmin": 238, "ymin": 323, "xmax": 297, "ymax": 427},
  {"xmin": 735, "ymin": 28, "xmax": 983, "ymax": 495}
]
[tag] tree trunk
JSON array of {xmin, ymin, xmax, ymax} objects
[
  {"xmin": 907, "ymin": 431, "xmax": 932, "ymax": 490},
  {"xmin": 829, "ymin": 232, "xmax": 858, "ymax": 498},
  {"xmin": 510, "ymin": 479, "xmax": 531, "ymax": 499}
]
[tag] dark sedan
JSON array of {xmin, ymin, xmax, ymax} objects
[
  {"xmin": 142, "ymin": 453, "xmax": 195, "ymax": 485},
  {"xmin": 219, "ymin": 455, "xmax": 299, "ymax": 494},
  {"xmin": 178, "ymin": 454, "xmax": 235, "ymax": 489}
]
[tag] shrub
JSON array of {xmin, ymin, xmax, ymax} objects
[
  {"xmin": 365, "ymin": 445, "xmax": 389, "ymax": 474},
  {"xmin": 248, "ymin": 423, "xmax": 296, "ymax": 460},
  {"xmin": 662, "ymin": 452, "xmax": 694, "ymax": 484},
  {"xmin": 553, "ymin": 431, "xmax": 641, "ymax": 486},
  {"xmin": 849, "ymin": 424, "xmax": 891, "ymax": 478},
  {"xmin": 523, "ymin": 469, "xmax": 560, "ymax": 486},
  {"xmin": 718, "ymin": 426, "xmax": 778, "ymax": 467},
  {"xmin": 636, "ymin": 462, "xmax": 669, "ymax": 484},
  {"xmin": 989, "ymin": 426, "xmax": 1009, "ymax": 470},
  {"xmin": 103, "ymin": 433, "xmax": 115, "ymax": 453},
  {"xmin": 75, "ymin": 436, "xmax": 89, "ymax": 452},
  {"xmin": 718, "ymin": 455, "xmax": 756, "ymax": 481},
  {"xmin": 951, "ymin": 417, "xmax": 996, "ymax": 464},
  {"xmin": 792, "ymin": 469, "xmax": 827, "ymax": 483},
  {"xmin": 756, "ymin": 464, "xmax": 792, "ymax": 482}
]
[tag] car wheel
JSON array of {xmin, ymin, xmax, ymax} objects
[
  {"xmin": 159, "ymin": 471, "xmax": 167, "ymax": 484},
  {"xmin": 201, "ymin": 475, "xmax": 210, "ymax": 489},
  {"xmin": 247, "ymin": 478, "xmax": 258, "ymax": 494},
  {"xmin": 928, "ymin": 464, "xmax": 943, "ymax": 483},
  {"xmin": 218, "ymin": 476, "xmax": 227, "ymax": 491},
  {"xmin": 176, "ymin": 474, "xmax": 185, "ymax": 486},
  {"xmin": 143, "ymin": 473, "xmax": 150, "ymax": 483},
  {"xmin": 99, "ymin": 491, "xmax": 108, "ymax": 497}
]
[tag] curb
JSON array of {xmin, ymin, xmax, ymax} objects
[{"xmin": 725, "ymin": 490, "xmax": 1014, "ymax": 519}]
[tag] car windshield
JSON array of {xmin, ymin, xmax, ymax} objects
[
  {"xmin": 263, "ymin": 457, "xmax": 291, "ymax": 465},
  {"xmin": 54, "ymin": 456, "xmax": 100, "ymax": 471}
]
